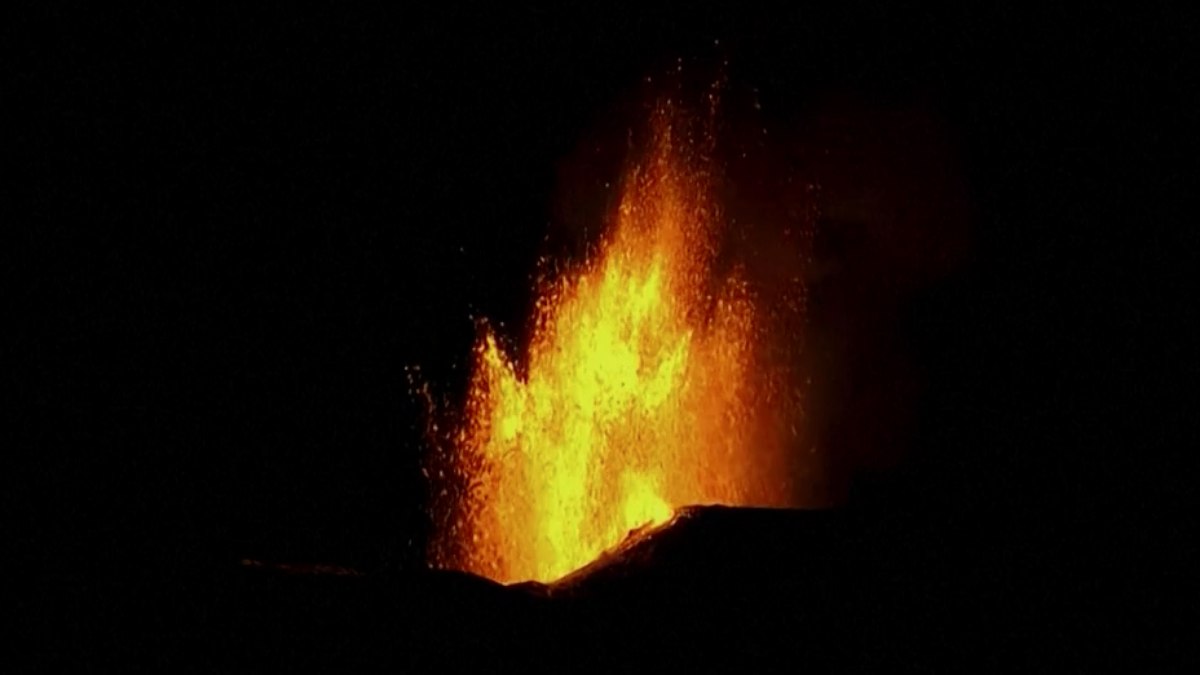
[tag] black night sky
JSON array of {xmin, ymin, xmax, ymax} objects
[{"xmin": 12, "ymin": 5, "xmax": 1184, "ymax": 670}]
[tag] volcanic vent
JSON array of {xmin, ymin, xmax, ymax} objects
[{"xmin": 426, "ymin": 91, "xmax": 808, "ymax": 584}]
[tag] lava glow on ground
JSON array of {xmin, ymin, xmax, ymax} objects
[{"xmin": 430, "ymin": 96, "xmax": 801, "ymax": 584}]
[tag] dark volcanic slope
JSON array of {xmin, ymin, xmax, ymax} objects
[{"xmin": 63, "ymin": 505, "xmax": 1086, "ymax": 672}]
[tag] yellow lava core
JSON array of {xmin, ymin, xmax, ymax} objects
[{"xmin": 437, "ymin": 99, "xmax": 794, "ymax": 584}]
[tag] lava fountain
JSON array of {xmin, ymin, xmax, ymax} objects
[{"xmin": 430, "ymin": 95, "xmax": 801, "ymax": 584}]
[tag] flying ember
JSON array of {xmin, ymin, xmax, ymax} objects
[{"xmin": 430, "ymin": 95, "xmax": 799, "ymax": 584}]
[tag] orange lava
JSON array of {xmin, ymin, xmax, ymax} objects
[{"xmin": 434, "ymin": 98, "xmax": 796, "ymax": 584}]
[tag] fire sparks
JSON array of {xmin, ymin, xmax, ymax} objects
[{"xmin": 431, "ymin": 97, "xmax": 798, "ymax": 584}]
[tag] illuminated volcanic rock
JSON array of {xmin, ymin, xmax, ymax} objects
[
  {"xmin": 153, "ymin": 506, "xmax": 1044, "ymax": 672},
  {"xmin": 233, "ymin": 506, "xmax": 868, "ymax": 670},
  {"xmin": 538, "ymin": 505, "xmax": 849, "ymax": 595}
]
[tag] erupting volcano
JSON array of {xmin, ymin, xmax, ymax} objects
[{"xmin": 430, "ymin": 95, "xmax": 803, "ymax": 584}]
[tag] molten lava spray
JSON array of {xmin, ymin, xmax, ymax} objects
[{"xmin": 432, "ymin": 97, "xmax": 800, "ymax": 584}]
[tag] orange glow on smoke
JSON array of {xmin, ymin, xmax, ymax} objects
[{"xmin": 434, "ymin": 98, "xmax": 797, "ymax": 584}]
